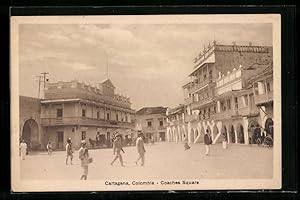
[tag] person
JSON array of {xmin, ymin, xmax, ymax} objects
[
  {"xmin": 47, "ymin": 141, "xmax": 53, "ymax": 155},
  {"xmin": 79, "ymin": 140, "xmax": 90, "ymax": 180},
  {"xmin": 204, "ymin": 129, "xmax": 212, "ymax": 156},
  {"xmin": 20, "ymin": 140, "xmax": 27, "ymax": 160},
  {"xmin": 222, "ymin": 133, "xmax": 228, "ymax": 149},
  {"xmin": 135, "ymin": 132, "xmax": 146, "ymax": 166},
  {"xmin": 65, "ymin": 138, "xmax": 74, "ymax": 165},
  {"xmin": 110, "ymin": 133, "xmax": 124, "ymax": 166},
  {"xmin": 183, "ymin": 134, "xmax": 190, "ymax": 150}
]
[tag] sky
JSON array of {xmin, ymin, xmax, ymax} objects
[{"xmin": 18, "ymin": 23, "xmax": 272, "ymax": 110}]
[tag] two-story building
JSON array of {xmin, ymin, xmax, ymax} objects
[
  {"xmin": 135, "ymin": 107, "xmax": 167, "ymax": 142},
  {"xmin": 167, "ymin": 41, "xmax": 273, "ymax": 145},
  {"xmin": 40, "ymin": 79, "xmax": 135, "ymax": 150}
]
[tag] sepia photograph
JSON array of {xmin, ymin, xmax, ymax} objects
[{"xmin": 10, "ymin": 14, "xmax": 281, "ymax": 191}]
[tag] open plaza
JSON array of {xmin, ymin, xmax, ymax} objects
[{"xmin": 20, "ymin": 142, "xmax": 273, "ymax": 180}]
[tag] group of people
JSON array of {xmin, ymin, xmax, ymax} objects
[
  {"xmin": 110, "ymin": 131, "xmax": 146, "ymax": 167},
  {"xmin": 183, "ymin": 129, "xmax": 214, "ymax": 156}
]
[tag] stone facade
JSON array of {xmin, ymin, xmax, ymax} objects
[
  {"xmin": 167, "ymin": 41, "xmax": 274, "ymax": 145},
  {"xmin": 40, "ymin": 79, "xmax": 135, "ymax": 150},
  {"xmin": 19, "ymin": 96, "xmax": 42, "ymax": 149},
  {"xmin": 135, "ymin": 107, "xmax": 167, "ymax": 142}
]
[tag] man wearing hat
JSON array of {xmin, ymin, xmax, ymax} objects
[
  {"xmin": 110, "ymin": 132, "xmax": 124, "ymax": 166},
  {"xmin": 65, "ymin": 138, "xmax": 74, "ymax": 165},
  {"xmin": 79, "ymin": 140, "xmax": 89, "ymax": 180},
  {"xmin": 135, "ymin": 132, "xmax": 146, "ymax": 166}
]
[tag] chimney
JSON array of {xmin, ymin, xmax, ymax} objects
[
  {"xmin": 249, "ymin": 42, "xmax": 252, "ymax": 46},
  {"xmin": 232, "ymin": 42, "xmax": 236, "ymax": 46}
]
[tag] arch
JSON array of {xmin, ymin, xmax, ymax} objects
[
  {"xmin": 22, "ymin": 119, "xmax": 39, "ymax": 149},
  {"xmin": 236, "ymin": 123, "xmax": 245, "ymax": 144},
  {"xmin": 212, "ymin": 124, "xmax": 219, "ymax": 142},
  {"xmin": 265, "ymin": 118, "xmax": 274, "ymax": 138},
  {"xmin": 229, "ymin": 124, "xmax": 236, "ymax": 143}
]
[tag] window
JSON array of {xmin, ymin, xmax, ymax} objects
[
  {"xmin": 159, "ymin": 120, "xmax": 163, "ymax": 126},
  {"xmin": 254, "ymin": 83, "xmax": 259, "ymax": 95},
  {"xmin": 221, "ymin": 101, "xmax": 226, "ymax": 111},
  {"xmin": 266, "ymin": 82, "xmax": 271, "ymax": 92},
  {"xmin": 116, "ymin": 114, "xmax": 119, "ymax": 121},
  {"xmin": 244, "ymin": 95, "xmax": 249, "ymax": 106},
  {"xmin": 125, "ymin": 115, "xmax": 128, "ymax": 122},
  {"xmin": 226, "ymin": 99, "xmax": 231, "ymax": 110},
  {"xmin": 147, "ymin": 121, "xmax": 152, "ymax": 127},
  {"xmin": 82, "ymin": 131, "xmax": 86, "ymax": 140},
  {"xmin": 209, "ymin": 70, "xmax": 213, "ymax": 82},
  {"xmin": 107, "ymin": 113, "xmax": 110, "ymax": 120},
  {"xmin": 235, "ymin": 97, "xmax": 239, "ymax": 109},
  {"xmin": 56, "ymin": 108, "xmax": 63, "ymax": 118},
  {"xmin": 213, "ymin": 106, "xmax": 217, "ymax": 113},
  {"xmin": 97, "ymin": 111, "xmax": 100, "ymax": 119},
  {"xmin": 82, "ymin": 109, "xmax": 86, "ymax": 117},
  {"xmin": 204, "ymin": 73, "xmax": 207, "ymax": 80}
]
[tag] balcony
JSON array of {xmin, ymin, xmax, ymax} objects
[
  {"xmin": 184, "ymin": 114, "xmax": 199, "ymax": 122},
  {"xmin": 238, "ymin": 106, "xmax": 260, "ymax": 117},
  {"xmin": 188, "ymin": 79, "xmax": 210, "ymax": 94},
  {"xmin": 214, "ymin": 109, "xmax": 238, "ymax": 120},
  {"xmin": 184, "ymin": 97, "xmax": 193, "ymax": 105},
  {"xmin": 254, "ymin": 91, "xmax": 273, "ymax": 105},
  {"xmin": 190, "ymin": 97, "xmax": 214, "ymax": 110},
  {"xmin": 41, "ymin": 117, "xmax": 135, "ymax": 129}
]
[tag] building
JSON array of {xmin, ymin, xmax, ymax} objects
[
  {"xmin": 135, "ymin": 107, "xmax": 167, "ymax": 142},
  {"xmin": 40, "ymin": 79, "xmax": 135, "ymax": 150},
  {"xmin": 19, "ymin": 96, "xmax": 42, "ymax": 150},
  {"xmin": 167, "ymin": 41, "xmax": 273, "ymax": 145}
]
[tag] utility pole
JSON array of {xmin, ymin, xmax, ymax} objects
[
  {"xmin": 40, "ymin": 72, "xmax": 49, "ymax": 99},
  {"xmin": 41, "ymin": 72, "xmax": 49, "ymax": 89},
  {"xmin": 36, "ymin": 75, "xmax": 43, "ymax": 99}
]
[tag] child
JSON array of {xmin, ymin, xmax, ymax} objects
[
  {"xmin": 47, "ymin": 141, "xmax": 53, "ymax": 155},
  {"xmin": 79, "ymin": 140, "xmax": 90, "ymax": 180}
]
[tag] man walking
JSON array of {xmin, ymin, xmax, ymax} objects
[
  {"xmin": 79, "ymin": 140, "xmax": 90, "ymax": 180},
  {"xmin": 110, "ymin": 133, "xmax": 124, "ymax": 166},
  {"xmin": 20, "ymin": 139, "xmax": 27, "ymax": 160},
  {"xmin": 204, "ymin": 129, "xmax": 212, "ymax": 156},
  {"xmin": 135, "ymin": 132, "xmax": 146, "ymax": 166},
  {"xmin": 66, "ymin": 138, "xmax": 74, "ymax": 165}
]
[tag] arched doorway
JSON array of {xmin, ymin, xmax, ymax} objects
[
  {"xmin": 22, "ymin": 119, "xmax": 39, "ymax": 149},
  {"xmin": 237, "ymin": 123, "xmax": 245, "ymax": 144},
  {"xmin": 265, "ymin": 118, "xmax": 274, "ymax": 138},
  {"xmin": 221, "ymin": 125, "xmax": 228, "ymax": 142},
  {"xmin": 248, "ymin": 120, "xmax": 261, "ymax": 144},
  {"xmin": 229, "ymin": 125, "xmax": 236, "ymax": 143}
]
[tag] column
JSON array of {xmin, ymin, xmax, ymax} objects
[
  {"xmin": 243, "ymin": 117, "xmax": 249, "ymax": 145},
  {"xmin": 217, "ymin": 101, "xmax": 221, "ymax": 113},
  {"xmin": 234, "ymin": 129, "xmax": 238, "ymax": 144},
  {"xmin": 187, "ymin": 122, "xmax": 192, "ymax": 143}
]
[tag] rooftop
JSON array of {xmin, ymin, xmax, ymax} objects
[{"xmin": 136, "ymin": 107, "xmax": 167, "ymax": 115}]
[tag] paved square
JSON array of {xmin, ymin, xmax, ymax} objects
[{"xmin": 20, "ymin": 142, "xmax": 273, "ymax": 180}]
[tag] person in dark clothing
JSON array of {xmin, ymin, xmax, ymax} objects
[
  {"xmin": 110, "ymin": 133, "xmax": 124, "ymax": 166},
  {"xmin": 204, "ymin": 129, "xmax": 212, "ymax": 156}
]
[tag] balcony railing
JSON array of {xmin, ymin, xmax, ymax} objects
[
  {"xmin": 254, "ymin": 91, "xmax": 273, "ymax": 105},
  {"xmin": 41, "ymin": 117, "xmax": 135, "ymax": 128},
  {"xmin": 190, "ymin": 97, "xmax": 214, "ymax": 110},
  {"xmin": 184, "ymin": 114, "xmax": 199, "ymax": 122},
  {"xmin": 188, "ymin": 79, "xmax": 210, "ymax": 94},
  {"xmin": 238, "ymin": 106, "xmax": 260, "ymax": 116},
  {"xmin": 184, "ymin": 97, "xmax": 193, "ymax": 105},
  {"xmin": 214, "ymin": 109, "xmax": 238, "ymax": 120}
]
